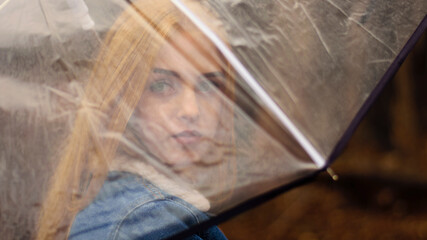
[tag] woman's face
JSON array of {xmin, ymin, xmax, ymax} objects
[{"xmin": 135, "ymin": 30, "xmax": 227, "ymax": 170}]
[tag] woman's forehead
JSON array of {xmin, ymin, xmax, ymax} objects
[{"xmin": 154, "ymin": 30, "xmax": 222, "ymax": 74}]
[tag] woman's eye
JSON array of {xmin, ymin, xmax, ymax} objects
[
  {"xmin": 197, "ymin": 79, "xmax": 223, "ymax": 93},
  {"xmin": 149, "ymin": 80, "xmax": 174, "ymax": 94},
  {"xmin": 197, "ymin": 80, "xmax": 212, "ymax": 93}
]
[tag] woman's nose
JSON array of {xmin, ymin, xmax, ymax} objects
[{"xmin": 177, "ymin": 86, "xmax": 200, "ymax": 123}]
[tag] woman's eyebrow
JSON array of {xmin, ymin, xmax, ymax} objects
[
  {"xmin": 201, "ymin": 71, "xmax": 225, "ymax": 79},
  {"xmin": 153, "ymin": 68, "xmax": 180, "ymax": 78}
]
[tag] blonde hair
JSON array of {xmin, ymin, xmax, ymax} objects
[{"xmin": 36, "ymin": 1, "xmax": 235, "ymax": 239}]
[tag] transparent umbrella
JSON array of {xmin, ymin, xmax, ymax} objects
[{"xmin": 0, "ymin": 0, "xmax": 425, "ymax": 239}]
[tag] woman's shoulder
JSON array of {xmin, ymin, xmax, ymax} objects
[
  {"xmin": 109, "ymin": 197, "xmax": 228, "ymax": 240},
  {"xmin": 68, "ymin": 171, "xmax": 210, "ymax": 240}
]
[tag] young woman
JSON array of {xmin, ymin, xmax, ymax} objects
[{"xmin": 36, "ymin": 0, "xmax": 235, "ymax": 239}]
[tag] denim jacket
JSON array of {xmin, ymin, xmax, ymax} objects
[{"xmin": 69, "ymin": 171, "xmax": 227, "ymax": 240}]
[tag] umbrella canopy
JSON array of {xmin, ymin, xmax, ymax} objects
[{"xmin": 0, "ymin": 0, "xmax": 425, "ymax": 239}]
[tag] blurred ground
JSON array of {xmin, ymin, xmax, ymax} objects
[{"xmin": 219, "ymin": 31, "xmax": 427, "ymax": 239}]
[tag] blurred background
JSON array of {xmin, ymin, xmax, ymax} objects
[{"xmin": 220, "ymin": 31, "xmax": 427, "ymax": 240}]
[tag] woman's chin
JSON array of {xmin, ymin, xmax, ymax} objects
[{"xmin": 161, "ymin": 151, "xmax": 200, "ymax": 169}]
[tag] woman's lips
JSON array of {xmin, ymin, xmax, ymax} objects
[{"xmin": 172, "ymin": 130, "xmax": 202, "ymax": 145}]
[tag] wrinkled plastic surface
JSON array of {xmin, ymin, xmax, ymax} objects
[{"xmin": 0, "ymin": 0, "xmax": 425, "ymax": 239}]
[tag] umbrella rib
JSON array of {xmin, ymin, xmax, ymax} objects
[{"xmin": 171, "ymin": 0, "xmax": 326, "ymax": 169}]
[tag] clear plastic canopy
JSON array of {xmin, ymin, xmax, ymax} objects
[{"xmin": 0, "ymin": 0, "xmax": 425, "ymax": 239}]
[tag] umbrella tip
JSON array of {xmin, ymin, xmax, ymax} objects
[{"xmin": 326, "ymin": 168, "xmax": 339, "ymax": 181}]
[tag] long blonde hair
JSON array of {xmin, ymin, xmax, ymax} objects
[{"xmin": 36, "ymin": 0, "xmax": 235, "ymax": 239}]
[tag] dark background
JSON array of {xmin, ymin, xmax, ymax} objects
[{"xmin": 220, "ymin": 31, "xmax": 427, "ymax": 240}]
